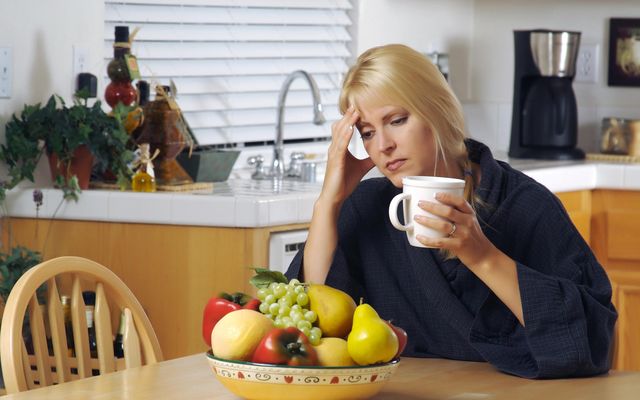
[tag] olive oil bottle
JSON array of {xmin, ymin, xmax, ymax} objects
[{"xmin": 132, "ymin": 143, "xmax": 157, "ymax": 192}]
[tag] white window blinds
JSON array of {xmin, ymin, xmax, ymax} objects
[{"xmin": 103, "ymin": 0, "xmax": 353, "ymax": 146}]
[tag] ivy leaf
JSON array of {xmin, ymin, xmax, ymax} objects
[{"xmin": 249, "ymin": 267, "xmax": 288, "ymax": 289}]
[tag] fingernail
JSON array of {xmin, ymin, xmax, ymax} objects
[{"xmin": 418, "ymin": 200, "xmax": 427, "ymax": 207}]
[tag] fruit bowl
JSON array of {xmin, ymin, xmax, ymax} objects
[{"xmin": 206, "ymin": 351, "xmax": 400, "ymax": 400}]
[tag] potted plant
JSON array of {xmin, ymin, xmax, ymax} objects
[
  {"xmin": 0, "ymin": 91, "xmax": 134, "ymax": 200},
  {"xmin": 0, "ymin": 246, "xmax": 42, "ymax": 304},
  {"xmin": 0, "ymin": 245, "xmax": 42, "ymax": 390}
]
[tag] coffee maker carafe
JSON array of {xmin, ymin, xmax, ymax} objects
[{"xmin": 509, "ymin": 29, "xmax": 584, "ymax": 160}]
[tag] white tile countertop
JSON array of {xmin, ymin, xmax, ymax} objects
[{"xmin": 5, "ymin": 159, "xmax": 640, "ymax": 228}]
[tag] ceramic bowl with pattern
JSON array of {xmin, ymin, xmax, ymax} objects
[{"xmin": 206, "ymin": 351, "xmax": 400, "ymax": 400}]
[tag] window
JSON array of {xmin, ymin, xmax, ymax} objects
[{"xmin": 104, "ymin": 0, "xmax": 354, "ymax": 148}]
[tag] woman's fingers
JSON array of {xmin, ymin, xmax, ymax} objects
[
  {"xmin": 331, "ymin": 106, "xmax": 359, "ymax": 151},
  {"xmin": 413, "ymin": 215, "xmax": 453, "ymax": 235},
  {"xmin": 415, "ymin": 194, "xmax": 472, "ymax": 240},
  {"xmin": 434, "ymin": 192, "xmax": 474, "ymax": 214},
  {"xmin": 418, "ymin": 200, "xmax": 463, "ymax": 223}
]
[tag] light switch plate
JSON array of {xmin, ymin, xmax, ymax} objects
[{"xmin": 0, "ymin": 46, "xmax": 12, "ymax": 98}]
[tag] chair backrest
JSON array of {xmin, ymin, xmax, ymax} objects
[{"xmin": 0, "ymin": 256, "xmax": 163, "ymax": 393}]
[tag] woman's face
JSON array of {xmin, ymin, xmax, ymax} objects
[{"xmin": 355, "ymin": 102, "xmax": 438, "ymax": 187}]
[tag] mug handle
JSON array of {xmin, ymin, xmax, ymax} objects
[{"xmin": 388, "ymin": 192, "xmax": 412, "ymax": 232}]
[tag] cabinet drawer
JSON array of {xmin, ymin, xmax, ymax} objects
[{"xmin": 607, "ymin": 210, "xmax": 640, "ymax": 260}]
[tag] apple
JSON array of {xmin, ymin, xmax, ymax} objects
[{"xmin": 386, "ymin": 320, "xmax": 408, "ymax": 358}]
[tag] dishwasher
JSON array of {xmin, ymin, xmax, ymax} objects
[{"xmin": 268, "ymin": 229, "xmax": 308, "ymax": 274}]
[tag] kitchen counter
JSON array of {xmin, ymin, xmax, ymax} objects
[{"xmin": 5, "ymin": 158, "xmax": 640, "ymax": 228}]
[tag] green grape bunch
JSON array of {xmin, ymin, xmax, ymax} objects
[{"xmin": 251, "ymin": 270, "xmax": 323, "ymax": 345}]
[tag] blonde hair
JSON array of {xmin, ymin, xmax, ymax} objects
[{"xmin": 339, "ymin": 44, "xmax": 477, "ymax": 208}]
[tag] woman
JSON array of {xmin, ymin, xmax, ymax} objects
[{"xmin": 285, "ymin": 44, "xmax": 616, "ymax": 378}]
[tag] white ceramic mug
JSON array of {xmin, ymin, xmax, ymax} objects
[{"xmin": 388, "ymin": 176, "xmax": 465, "ymax": 248}]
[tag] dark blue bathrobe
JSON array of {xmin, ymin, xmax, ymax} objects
[{"xmin": 285, "ymin": 139, "xmax": 616, "ymax": 379}]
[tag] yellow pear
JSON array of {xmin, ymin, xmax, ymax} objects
[
  {"xmin": 313, "ymin": 337, "xmax": 356, "ymax": 367},
  {"xmin": 347, "ymin": 303, "xmax": 398, "ymax": 365},
  {"xmin": 307, "ymin": 284, "xmax": 357, "ymax": 338}
]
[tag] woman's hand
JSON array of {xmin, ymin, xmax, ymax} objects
[
  {"xmin": 303, "ymin": 106, "xmax": 375, "ymax": 284},
  {"xmin": 414, "ymin": 192, "xmax": 524, "ymax": 325},
  {"xmin": 414, "ymin": 192, "xmax": 496, "ymax": 268},
  {"xmin": 320, "ymin": 105, "xmax": 375, "ymax": 206}
]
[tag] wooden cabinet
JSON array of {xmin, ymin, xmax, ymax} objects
[
  {"xmin": 2, "ymin": 218, "xmax": 308, "ymax": 360},
  {"xmin": 557, "ymin": 190, "xmax": 640, "ymax": 371},
  {"xmin": 590, "ymin": 190, "xmax": 640, "ymax": 371},
  {"xmin": 556, "ymin": 190, "xmax": 591, "ymax": 245}
]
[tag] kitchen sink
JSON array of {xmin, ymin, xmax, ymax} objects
[{"xmin": 199, "ymin": 178, "xmax": 323, "ymax": 197}]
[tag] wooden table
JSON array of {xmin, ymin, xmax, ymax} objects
[{"xmin": 1, "ymin": 355, "xmax": 639, "ymax": 399}]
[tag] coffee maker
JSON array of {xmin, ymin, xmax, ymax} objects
[{"xmin": 509, "ymin": 29, "xmax": 585, "ymax": 160}]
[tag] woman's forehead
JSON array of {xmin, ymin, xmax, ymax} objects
[{"xmin": 357, "ymin": 104, "xmax": 408, "ymax": 126}]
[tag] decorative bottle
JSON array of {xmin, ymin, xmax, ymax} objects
[
  {"xmin": 132, "ymin": 143, "xmax": 157, "ymax": 192},
  {"xmin": 105, "ymin": 26, "xmax": 137, "ymax": 109},
  {"xmin": 130, "ymin": 80, "xmax": 150, "ymax": 142},
  {"xmin": 61, "ymin": 295, "xmax": 76, "ymax": 357},
  {"xmin": 113, "ymin": 311, "xmax": 125, "ymax": 358},
  {"xmin": 82, "ymin": 291, "xmax": 99, "ymax": 376},
  {"xmin": 135, "ymin": 85, "xmax": 192, "ymax": 185}
]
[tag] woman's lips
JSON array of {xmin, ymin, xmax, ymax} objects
[{"xmin": 386, "ymin": 159, "xmax": 406, "ymax": 172}]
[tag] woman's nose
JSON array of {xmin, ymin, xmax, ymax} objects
[{"xmin": 377, "ymin": 130, "xmax": 396, "ymax": 153}]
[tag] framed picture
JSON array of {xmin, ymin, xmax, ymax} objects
[{"xmin": 608, "ymin": 18, "xmax": 640, "ymax": 87}]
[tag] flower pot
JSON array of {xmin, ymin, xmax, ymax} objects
[{"xmin": 47, "ymin": 145, "xmax": 94, "ymax": 190}]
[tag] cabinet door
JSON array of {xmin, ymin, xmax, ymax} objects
[
  {"xmin": 592, "ymin": 190, "xmax": 640, "ymax": 371},
  {"xmin": 609, "ymin": 271, "xmax": 640, "ymax": 371}
]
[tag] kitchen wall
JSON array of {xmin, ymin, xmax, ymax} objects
[
  {"xmin": 0, "ymin": 0, "xmax": 104, "ymax": 182},
  {"xmin": 356, "ymin": 0, "xmax": 475, "ymax": 101}
]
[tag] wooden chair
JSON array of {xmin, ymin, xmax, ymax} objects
[{"xmin": 0, "ymin": 256, "xmax": 163, "ymax": 394}]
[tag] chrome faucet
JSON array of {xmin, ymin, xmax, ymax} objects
[{"xmin": 270, "ymin": 70, "xmax": 325, "ymax": 179}]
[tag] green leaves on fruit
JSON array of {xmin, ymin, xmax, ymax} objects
[{"xmin": 249, "ymin": 267, "xmax": 288, "ymax": 289}]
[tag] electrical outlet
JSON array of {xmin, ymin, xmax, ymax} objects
[
  {"xmin": 0, "ymin": 46, "xmax": 12, "ymax": 98},
  {"xmin": 72, "ymin": 46, "xmax": 89, "ymax": 91},
  {"xmin": 575, "ymin": 44, "xmax": 598, "ymax": 83}
]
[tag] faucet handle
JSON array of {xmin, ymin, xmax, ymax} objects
[
  {"xmin": 247, "ymin": 155, "xmax": 267, "ymax": 180},
  {"xmin": 286, "ymin": 152, "xmax": 306, "ymax": 177},
  {"xmin": 247, "ymin": 154, "xmax": 264, "ymax": 167}
]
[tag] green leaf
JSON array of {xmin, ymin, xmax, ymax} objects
[
  {"xmin": 249, "ymin": 267, "xmax": 288, "ymax": 289},
  {"xmin": 0, "ymin": 246, "xmax": 42, "ymax": 304}
]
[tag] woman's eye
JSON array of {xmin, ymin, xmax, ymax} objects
[
  {"xmin": 391, "ymin": 116, "xmax": 408, "ymax": 126},
  {"xmin": 360, "ymin": 131, "xmax": 374, "ymax": 141}
]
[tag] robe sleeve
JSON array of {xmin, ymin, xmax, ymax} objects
[
  {"xmin": 469, "ymin": 185, "xmax": 617, "ymax": 378},
  {"xmin": 285, "ymin": 196, "xmax": 366, "ymax": 300}
]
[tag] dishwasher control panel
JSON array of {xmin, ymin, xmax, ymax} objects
[{"xmin": 269, "ymin": 229, "xmax": 308, "ymax": 274}]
